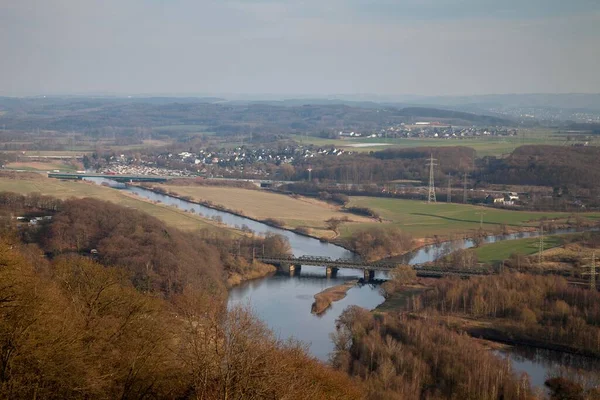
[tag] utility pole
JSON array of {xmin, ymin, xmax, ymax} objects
[
  {"xmin": 463, "ymin": 172, "xmax": 468, "ymax": 204},
  {"xmin": 475, "ymin": 210, "xmax": 486, "ymax": 229},
  {"xmin": 307, "ymin": 166, "xmax": 312, "ymax": 182},
  {"xmin": 538, "ymin": 225, "xmax": 544, "ymax": 266},
  {"xmin": 447, "ymin": 175, "xmax": 452, "ymax": 203},
  {"xmin": 427, "ymin": 154, "xmax": 437, "ymax": 203},
  {"xmin": 582, "ymin": 251, "xmax": 597, "ymax": 291},
  {"xmin": 591, "ymin": 252, "xmax": 597, "ymax": 291}
]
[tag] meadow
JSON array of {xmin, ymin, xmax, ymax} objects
[
  {"xmin": 474, "ymin": 235, "xmax": 567, "ymax": 265},
  {"xmin": 344, "ymin": 196, "xmax": 600, "ymax": 238}
]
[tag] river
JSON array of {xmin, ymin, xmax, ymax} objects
[{"xmin": 85, "ymin": 178, "xmax": 598, "ymax": 390}]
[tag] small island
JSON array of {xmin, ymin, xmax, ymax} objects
[{"xmin": 311, "ymin": 280, "xmax": 358, "ymax": 315}]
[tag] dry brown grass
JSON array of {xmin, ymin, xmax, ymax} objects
[
  {"xmin": 0, "ymin": 173, "xmax": 232, "ymax": 234},
  {"xmin": 311, "ymin": 280, "xmax": 358, "ymax": 315},
  {"xmin": 5, "ymin": 161, "xmax": 82, "ymax": 171},
  {"xmin": 226, "ymin": 262, "xmax": 277, "ymax": 287},
  {"xmin": 163, "ymin": 185, "xmax": 372, "ymax": 238}
]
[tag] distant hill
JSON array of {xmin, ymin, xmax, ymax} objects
[
  {"xmin": 0, "ymin": 97, "xmax": 518, "ymax": 135},
  {"xmin": 397, "ymin": 93, "xmax": 600, "ymax": 111},
  {"xmin": 395, "ymin": 107, "xmax": 513, "ymax": 126}
]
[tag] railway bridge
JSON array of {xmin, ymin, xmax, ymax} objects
[{"xmin": 255, "ymin": 255, "xmax": 493, "ymax": 280}]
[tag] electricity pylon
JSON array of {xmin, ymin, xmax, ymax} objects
[
  {"xmin": 475, "ymin": 210, "xmax": 486, "ymax": 229},
  {"xmin": 582, "ymin": 251, "xmax": 598, "ymax": 291},
  {"xmin": 463, "ymin": 172, "xmax": 468, "ymax": 204},
  {"xmin": 538, "ymin": 225, "xmax": 544, "ymax": 266},
  {"xmin": 427, "ymin": 154, "xmax": 437, "ymax": 203},
  {"xmin": 447, "ymin": 175, "xmax": 452, "ymax": 203}
]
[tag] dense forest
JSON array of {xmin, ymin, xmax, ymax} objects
[
  {"xmin": 415, "ymin": 273, "xmax": 600, "ymax": 356},
  {"xmin": 476, "ymin": 145, "xmax": 600, "ymax": 190},
  {"xmin": 0, "ymin": 239, "xmax": 362, "ymax": 399},
  {"xmin": 331, "ymin": 306, "xmax": 534, "ymax": 400},
  {"xmin": 292, "ymin": 146, "xmax": 475, "ymax": 184},
  {"xmin": 0, "ymin": 192, "xmax": 291, "ymax": 296},
  {"xmin": 0, "ymin": 193, "xmax": 362, "ymax": 399},
  {"xmin": 3, "ymin": 195, "xmax": 600, "ymax": 398},
  {"xmin": 334, "ymin": 269, "xmax": 600, "ymax": 399}
]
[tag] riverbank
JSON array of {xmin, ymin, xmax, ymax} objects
[
  {"xmin": 311, "ymin": 280, "xmax": 359, "ymax": 315},
  {"xmin": 226, "ymin": 262, "xmax": 278, "ymax": 287},
  {"xmin": 374, "ymin": 285, "xmax": 429, "ymax": 313},
  {"xmin": 144, "ymin": 183, "xmax": 379, "ymax": 239},
  {"xmin": 442, "ymin": 315, "xmax": 600, "ymax": 358},
  {"xmin": 135, "ymin": 185, "xmax": 335, "ymax": 236}
]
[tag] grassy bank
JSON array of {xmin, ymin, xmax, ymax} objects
[
  {"xmin": 226, "ymin": 262, "xmax": 277, "ymax": 287},
  {"xmin": 474, "ymin": 234, "xmax": 568, "ymax": 265}
]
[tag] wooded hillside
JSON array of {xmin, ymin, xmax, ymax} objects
[{"xmin": 477, "ymin": 145, "xmax": 600, "ymax": 189}]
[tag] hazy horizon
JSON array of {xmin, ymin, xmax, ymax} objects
[{"xmin": 2, "ymin": 0, "xmax": 599, "ymax": 97}]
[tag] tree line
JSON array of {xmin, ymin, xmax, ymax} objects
[
  {"xmin": 411, "ymin": 273, "xmax": 600, "ymax": 356},
  {"xmin": 0, "ymin": 238, "xmax": 362, "ymax": 399},
  {"xmin": 0, "ymin": 193, "xmax": 292, "ymax": 297},
  {"xmin": 331, "ymin": 306, "xmax": 534, "ymax": 400}
]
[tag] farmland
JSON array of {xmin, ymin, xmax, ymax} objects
[
  {"xmin": 291, "ymin": 128, "xmax": 595, "ymax": 157},
  {"xmin": 4, "ymin": 161, "xmax": 82, "ymax": 172},
  {"xmin": 158, "ymin": 185, "xmax": 372, "ymax": 238},
  {"xmin": 344, "ymin": 196, "xmax": 600, "ymax": 238}
]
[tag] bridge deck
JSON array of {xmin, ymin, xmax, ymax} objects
[{"xmin": 256, "ymin": 256, "xmax": 492, "ymax": 277}]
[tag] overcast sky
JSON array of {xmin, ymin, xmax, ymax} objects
[{"xmin": 1, "ymin": 0, "xmax": 599, "ymax": 97}]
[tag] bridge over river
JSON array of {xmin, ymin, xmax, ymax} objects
[{"xmin": 255, "ymin": 255, "xmax": 493, "ymax": 279}]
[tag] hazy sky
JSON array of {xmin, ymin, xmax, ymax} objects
[{"xmin": 1, "ymin": 0, "xmax": 599, "ymax": 97}]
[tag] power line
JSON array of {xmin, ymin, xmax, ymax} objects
[
  {"xmin": 427, "ymin": 154, "xmax": 437, "ymax": 203},
  {"xmin": 463, "ymin": 172, "xmax": 468, "ymax": 204},
  {"xmin": 582, "ymin": 251, "xmax": 598, "ymax": 291}
]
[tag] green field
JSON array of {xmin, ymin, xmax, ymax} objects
[
  {"xmin": 344, "ymin": 197, "xmax": 600, "ymax": 238},
  {"xmin": 291, "ymin": 129, "xmax": 597, "ymax": 157},
  {"xmin": 475, "ymin": 235, "xmax": 567, "ymax": 265},
  {"xmin": 0, "ymin": 174, "xmax": 235, "ymax": 234}
]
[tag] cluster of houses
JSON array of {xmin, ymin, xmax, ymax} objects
[
  {"xmin": 99, "ymin": 164, "xmax": 197, "ymax": 177},
  {"xmin": 99, "ymin": 144, "xmax": 350, "ymax": 178},
  {"xmin": 485, "ymin": 192, "xmax": 520, "ymax": 206},
  {"xmin": 338, "ymin": 125, "xmax": 518, "ymax": 140}
]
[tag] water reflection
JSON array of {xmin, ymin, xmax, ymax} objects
[
  {"xmin": 501, "ymin": 347, "xmax": 600, "ymax": 391},
  {"xmin": 83, "ymin": 178, "xmax": 598, "ymax": 374}
]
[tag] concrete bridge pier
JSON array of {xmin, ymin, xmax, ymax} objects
[
  {"xmin": 326, "ymin": 266, "xmax": 339, "ymax": 278},
  {"xmin": 363, "ymin": 269, "xmax": 375, "ymax": 281},
  {"xmin": 280, "ymin": 263, "xmax": 302, "ymax": 276},
  {"xmin": 289, "ymin": 264, "xmax": 301, "ymax": 276}
]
